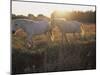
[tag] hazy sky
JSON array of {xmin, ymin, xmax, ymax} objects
[{"xmin": 12, "ymin": 1, "xmax": 95, "ymax": 17}]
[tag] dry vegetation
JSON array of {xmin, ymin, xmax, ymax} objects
[{"xmin": 12, "ymin": 24, "xmax": 96, "ymax": 74}]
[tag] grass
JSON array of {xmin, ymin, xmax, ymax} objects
[{"xmin": 12, "ymin": 24, "xmax": 96, "ymax": 74}]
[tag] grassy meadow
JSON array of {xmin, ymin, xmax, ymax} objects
[{"xmin": 12, "ymin": 23, "xmax": 96, "ymax": 74}]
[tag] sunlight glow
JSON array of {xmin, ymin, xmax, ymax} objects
[{"xmin": 12, "ymin": 1, "xmax": 95, "ymax": 17}]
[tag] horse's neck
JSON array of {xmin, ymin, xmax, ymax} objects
[{"xmin": 19, "ymin": 23, "xmax": 27, "ymax": 31}]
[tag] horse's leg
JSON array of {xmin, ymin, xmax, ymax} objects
[
  {"xmin": 63, "ymin": 33, "xmax": 69, "ymax": 43},
  {"xmin": 26, "ymin": 34, "xmax": 33, "ymax": 48},
  {"xmin": 64, "ymin": 33, "xmax": 71, "ymax": 47},
  {"xmin": 63, "ymin": 32, "xmax": 71, "ymax": 44},
  {"xmin": 49, "ymin": 30, "xmax": 55, "ymax": 42},
  {"xmin": 47, "ymin": 32, "xmax": 51, "ymax": 43}
]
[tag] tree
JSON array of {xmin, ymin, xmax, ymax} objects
[{"xmin": 28, "ymin": 14, "xmax": 35, "ymax": 20}]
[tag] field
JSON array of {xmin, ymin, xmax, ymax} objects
[{"xmin": 12, "ymin": 24, "xmax": 96, "ymax": 74}]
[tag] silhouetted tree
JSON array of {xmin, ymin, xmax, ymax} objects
[{"xmin": 28, "ymin": 14, "xmax": 36, "ymax": 20}]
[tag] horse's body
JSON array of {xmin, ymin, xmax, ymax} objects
[
  {"xmin": 51, "ymin": 18, "xmax": 84, "ymax": 42},
  {"xmin": 51, "ymin": 18, "xmax": 85, "ymax": 67},
  {"xmin": 57, "ymin": 20, "xmax": 81, "ymax": 33},
  {"xmin": 12, "ymin": 19, "xmax": 52, "ymax": 47}
]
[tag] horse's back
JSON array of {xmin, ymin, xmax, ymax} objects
[
  {"xmin": 24, "ymin": 20, "xmax": 50, "ymax": 35},
  {"xmin": 60, "ymin": 21, "xmax": 81, "ymax": 33}
]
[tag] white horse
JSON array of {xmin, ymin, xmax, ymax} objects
[
  {"xmin": 12, "ymin": 19, "xmax": 53, "ymax": 48},
  {"xmin": 51, "ymin": 18, "xmax": 84, "ymax": 43}
]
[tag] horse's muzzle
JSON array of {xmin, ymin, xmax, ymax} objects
[{"xmin": 12, "ymin": 30, "xmax": 16, "ymax": 34}]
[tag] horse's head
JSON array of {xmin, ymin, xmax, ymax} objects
[{"xmin": 12, "ymin": 19, "xmax": 25, "ymax": 34}]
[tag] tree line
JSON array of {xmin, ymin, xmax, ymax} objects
[
  {"xmin": 51, "ymin": 11, "xmax": 96, "ymax": 23},
  {"xmin": 12, "ymin": 10, "xmax": 96, "ymax": 23},
  {"xmin": 12, "ymin": 14, "xmax": 50, "ymax": 21}
]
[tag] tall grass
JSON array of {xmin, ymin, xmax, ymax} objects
[{"xmin": 12, "ymin": 24, "xmax": 96, "ymax": 74}]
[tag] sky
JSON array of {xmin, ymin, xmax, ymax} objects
[
  {"xmin": 16, "ymin": 0, "xmax": 96, "ymax": 5},
  {"xmin": 12, "ymin": 0, "xmax": 96, "ymax": 17}
]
